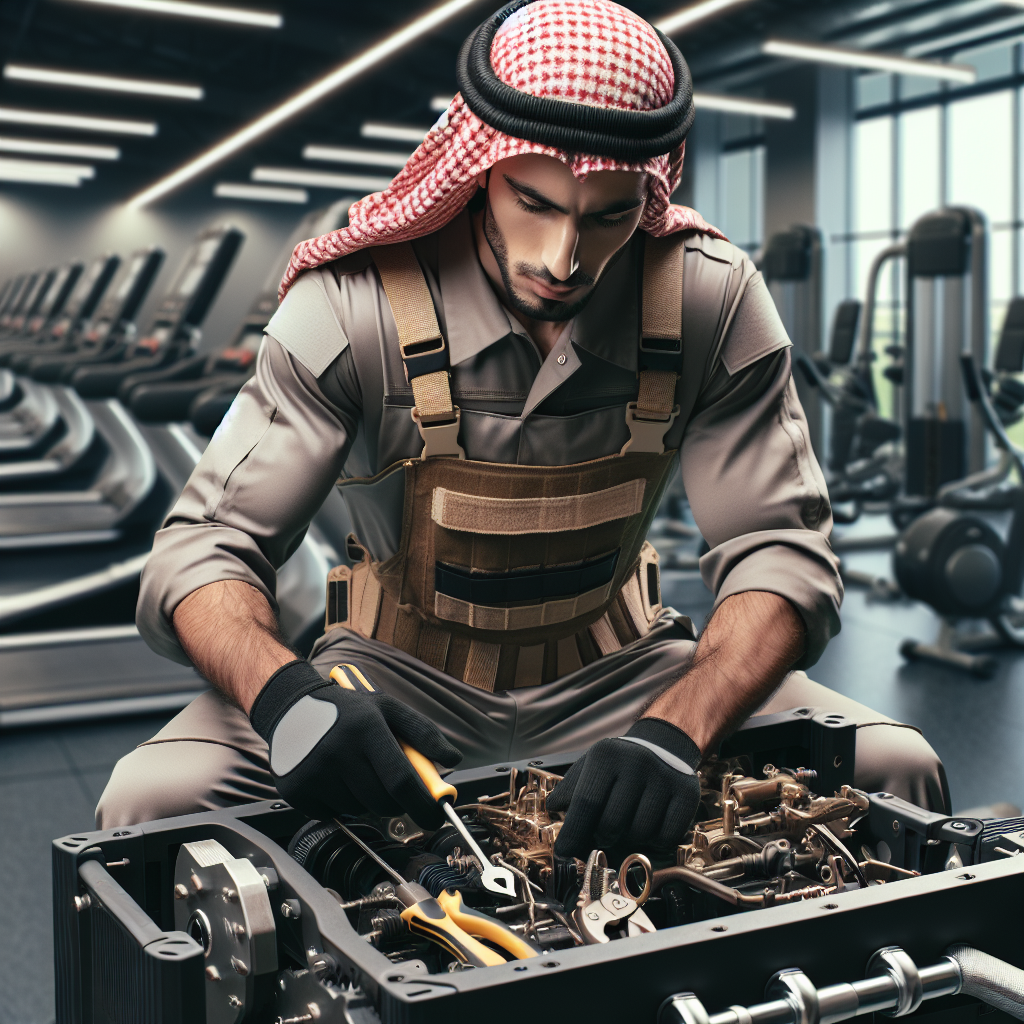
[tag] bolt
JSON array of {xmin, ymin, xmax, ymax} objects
[
  {"xmin": 950, "ymin": 820, "xmax": 968, "ymax": 831},
  {"xmin": 228, "ymin": 994, "xmax": 243, "ymax": 1008},
  {"xmin": 281, "ymin": 900, "xmax": 301, "ymax": 919},
  {"xmin": 495, "ymin": 766, "xmax": 511, "ymax": 773},
  {"xmin": 205, "ymin": 966, "xmax": 221, "ymax": 982},
  {"xmin": 833, "ymin": 755, "xmax": 843, "ymax": 768},
  {"xmin": 232, "ymin": 922, "xmax": 247, "ymax": 937},
  {"xmin": 528, "ymin": 760, "xmax": 543, "ymax": 767},
  {"xmin": 892, "ymin": 820, "xmax": 900, "ymax": 833},
  {"xmin": 73, "ymin": 895, "xmax": 92, "ymax": 913},
  {"xmin": 190, "ymin": 872, "xmax": 203, "ymax": 892},
  {"xmin": 223, "ymin": 887, "xmax": 238, "ymax": 902},
  {"xmin": 231, "ymin": 956, "xmax": 249, "ymax": 976},
  {"xmin": 112, "ymin": 830, "xmax": 131, "ymax": 837},
  {"xmin": 174, "ymin": 884, "xmax": 189, "ymax": 900},
  {"xmin": 391, "ymin": 820, "xmax": 407, "ymax": 837},
  {"xmin": 270, "ymin": 802, "xmax": 287, "ymax": 810}
]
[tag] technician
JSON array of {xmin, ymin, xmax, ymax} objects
[{"xmin": 98, "ymin": 0, "xmax": 948, "ymax": 855}]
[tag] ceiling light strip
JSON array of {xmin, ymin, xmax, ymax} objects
[
  {"xmin": 762, "ymin": 39, "xmax": 977, "ymax": 84},
  {"xmin": 302, "ymin": 145, "xmax": 412, "ymax": 169},
  {"xmin": 58, "ymin": 0, "xmax": 282, "ymax": 28},
  {"xmin": 655, "ymin": 0, "xmax": 754, "ymax": 36},
  {"xmin": 214, "ymin": 182, "xmax": 308, "ymax": 203},
  {"xmin": 4, "ymin": 64, "xmax": 203, "ymax": 100},
  {"xmin": 127, "ymin": 0, "xmax": 484, "ymax": 209},
  {"xmin": 360, "ymin": 121, "xmax": 432, "ymax": 144},
  {"xmin": 693, "ymin": 92, "xmax": 795, "ymax": 119},
  {"xmin": 0, "ymin": 106, "xmax": 157, "ymax": 135},
  {"xmin": 0, "ymin": 135, "xmax": 119, "ymax": 159},
  {"xmin": 252, "ymin": 166, "xmax": 393, "ymax": 191},
  {"xmin": 430, "ymin": 95, "xmax": 453, "ymax": 112},
  {"xmin": 0, "ymin": 156, "xmax": 94, "ymax": 183}
]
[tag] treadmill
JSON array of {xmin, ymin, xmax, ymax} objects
[
  {"xmin": 124, "ymin": 199, "xmax": 351, "ymax": 430},
  {"xmin": 1, "ymin": 271, "xmax": 46, "ymax": 336},
  {"xmin": 27, "ymin": 247, "xmax": 164, "ymax": 383},
  {"xmin": 70, "ymin": 225, "xmax": 244, "ymax": 398}
]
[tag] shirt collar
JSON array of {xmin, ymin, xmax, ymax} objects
[{"xmin": 437, "ymin": 209, "xmax": 641, "ymax": 373}]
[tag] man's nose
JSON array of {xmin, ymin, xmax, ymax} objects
[{"xmin": 543, "ymin": 219, "xmax": 580, "ymax": 281}]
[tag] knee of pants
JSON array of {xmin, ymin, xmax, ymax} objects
[
  {"xmin": 853, "ymin": 724, "xmax": 951, "ymax": 814},
  {"xmin": 95, "ymin": 741, "xmax": 240, "ymax": 830}
]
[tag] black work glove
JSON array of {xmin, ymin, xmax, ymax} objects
[
  {"xmin": 548, "ymin": 718, "xmax": 701, "ymax": 858},
  {"xmin": 250, "ymin": 660, "xmax": 462, "ymax": 829}
]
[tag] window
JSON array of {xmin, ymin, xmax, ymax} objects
[{"xmin": 718, "ymin": 145, "xmax": 764, "ymax": 253}]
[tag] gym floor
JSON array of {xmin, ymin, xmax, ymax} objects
[{"xmin": 2, "ymin": 513, "xmax": 1023, "ymax": 1024}]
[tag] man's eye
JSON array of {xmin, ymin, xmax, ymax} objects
[
  {"xmin": 595, "ymin": 212, "xmax": 632, "ymax": 228},
  {"xmin": 515, "ymin": 197, "xmax": 550, "ymax": 214}
]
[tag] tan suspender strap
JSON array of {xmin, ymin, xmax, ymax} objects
[
  {"xmin": 636, "ymin": 370, "xmax": 678, "ymax": 421},
  {"xmin": 371, "ymin": 243, "xmax": 455, "ymax": 424},
  {"xmin": 642, "ymin": 234, "xmax": 685, "ymax": 341}
]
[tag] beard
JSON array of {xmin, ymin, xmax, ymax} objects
[{"xmin": 483, "ymin": 196, "xmax": 599, "ymax": 323}]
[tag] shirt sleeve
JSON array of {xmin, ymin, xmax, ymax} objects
[
  {"xmin": 680, "ymin": 283, "xmax": 843, "ymax": 669},
  {"xmin": 136, "ymin": 334, "xmax": 361, "ymax": 665}
]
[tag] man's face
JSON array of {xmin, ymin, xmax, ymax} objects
[{"xmin": 477, "ymin": 154, "xmax": 647, "ymax": 323}]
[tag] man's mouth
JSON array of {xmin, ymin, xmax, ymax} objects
[{"xmin": 527, "ymin": 278, "xmax": 579, "ymax": 301}]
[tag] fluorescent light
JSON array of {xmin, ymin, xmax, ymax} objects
[
  {"xmin": 762, "ymin": 39, "xmax": 977, "ymax": 83},
  {"xmin": 0, "ymin": 106, "xmax": 157, "ymax": 135},
  {"xmin": 430, "ymin": 95, "xmax": 453, "ymax": 112},
  {"xmin": 59, "ymin": 0, "xmax": 282, "ymax": 28},
  {"xmin": 127, "ymin": 0, "xmax": 484, "ymax": 210},
  {"xmin": 0, "ymin": 156, "xmax": 94, "ymax": 186},
  {"xmin": 656, "ymin": 0, "xmax": 753, "ymax": 35},
  {"xmin": 4, "ymin": 64, "xmax": 203, "ymax": 100},
  {"xmin": 0, "ymin": 135, "xmax": 119, "ymax": 159},
  {"xmin": 252, "ymin": 166, "xmax": 393, "ymax": 191},
  {"xmin": 693, "ymin": 91, "xmax": 795, "ymax": 119},
  {"xmin": 214, "ymin": 182, "xmax": 308, "ymax": 203},
  {"xmin": 361, "ymin": 121, "xmax": 431, "ymax": 144},
  {"xmin": 302, "ymin": 144, "xmax": 412, "ymax": 169}
]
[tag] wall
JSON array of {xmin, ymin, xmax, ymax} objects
[{"xmin": 0, "ymin": 184, "xmax": 304, "ymax": 354}]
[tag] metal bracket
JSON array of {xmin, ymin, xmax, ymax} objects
[
  {"xmin": 620, "ymin": 403, "xmax": 680, "ymax": 455},
  {"xmin": 412, "ymin": 406, "xmax": 465, "ymax": 460}
]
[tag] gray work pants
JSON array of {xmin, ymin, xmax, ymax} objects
[{"xmin": 95, "ymin": 619, "xmax": 950, "ymax": 828}]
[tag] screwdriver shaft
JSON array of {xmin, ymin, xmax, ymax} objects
[
  {"xmin": 335, "ymin": 821, "xmax": 406, "ymax": 887},
  {"xmin": 443, "ymin": 802, "xmax": 491, "ymax": 868}
]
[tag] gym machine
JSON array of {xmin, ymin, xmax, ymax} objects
[
  {"xmin": 53, "ymin": 712, "xmax": 1024, "ymax": 1024},
  {"xmin": 762, "ymin": 225, "xmax": 824, "ymax": 453},
  {"xmin": 894, "ymin": 299, "xmax": 1024, "ymax": 677}
]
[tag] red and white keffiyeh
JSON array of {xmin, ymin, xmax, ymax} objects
[{"xmin": 279, "ymin": 0, "xmax": 723, "ymax": 300}]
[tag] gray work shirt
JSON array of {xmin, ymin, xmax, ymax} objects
[{"xmin": 138, "ymin": 211, "xmax": 842, "ymax": 670}]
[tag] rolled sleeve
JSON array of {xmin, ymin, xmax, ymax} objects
[
  {"xmin": 137, "ymin": 335, "xmax": 358, "ymax": 664},
  {"xmin": 681, "ymin": 344, "xmax": 842, "ymax": 668}
]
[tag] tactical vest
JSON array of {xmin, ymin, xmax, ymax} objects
[{"xmin": 324, "ymin": 233, "xmax": 722, "ymax": 691}]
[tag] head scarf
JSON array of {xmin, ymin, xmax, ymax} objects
[{"xmin": 279, "ymin": 0, "xmax": 723, "ymax": 300}]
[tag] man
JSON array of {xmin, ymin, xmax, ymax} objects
[{"xmin": 98, "ymin": 0, "xmax": 948, "ymax": 855}]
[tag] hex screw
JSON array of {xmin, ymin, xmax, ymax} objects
[
  {"xmin": 174, "ymin": 884, "xmax": 189, "ymax": 900},
  {"xmin": 73, "ymin": 895, "xmax": 92, "ymax": 913}
]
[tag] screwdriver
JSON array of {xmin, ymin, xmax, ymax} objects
[
  {"xmin": 333, "ymin": 820, "xmax": 506, "ymax": 968},
  {"xmin": 330, "ymin": 664, "xmax": 518, "ymax": 898}
]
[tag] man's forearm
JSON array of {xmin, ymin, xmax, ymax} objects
[
  {"xmin": 643, "ymin": 590, "xmax": 805, "ymax": 754},
  {"xmin": 173, "ymin": 580, "xmax": 297, "ymax": 714}
]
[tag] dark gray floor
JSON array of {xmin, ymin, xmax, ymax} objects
[{"xmin": 3, "ymin": 520, "xmax": 1024, "ymax": 1022}]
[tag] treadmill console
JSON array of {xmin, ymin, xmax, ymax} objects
[
  {"xmin": 25, "ymin": 262, "xmax": 84, "ymax": 336},
  {"xmin": 0, "ymin": 274, "xmax": 33, "ymax": 329},
  {"xmin": 48, "ymin": 254, "xmax": 120, "ymax": 341},
  {"xmin": 80, "ymin": 247, "xmax": 164, "ymax": 350},
  {"xmin": 135, "ymin": 225, "xmax": 244, "ymax": 353},
  {"xmin": 8, "ymin": 269, "xmax": 54, "ymax": 333}
]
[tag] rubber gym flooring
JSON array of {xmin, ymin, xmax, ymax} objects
[{"xmin": 2, "ymin": 513, "xmax": 1023, "ymax": 1023}]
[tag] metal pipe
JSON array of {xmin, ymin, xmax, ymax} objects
[
  {"xmin": 662, "ymin": 949, "xmax": 966, "ymax": 1024},
  {"xmin": 857, "ymin": 242, "xmax": 906, "ymax": 363}
]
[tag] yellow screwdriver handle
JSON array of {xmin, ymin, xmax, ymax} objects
[
  {"xmin": 399, "ymin": 901, "xmax": 506, "ymax": 968},
  {"xmin": 331, "ymin": 665, "xmax": 458, "ymax": 803},
  {"xmin": 437, "ymin": 889, "xmax": 539, "ymax": 960},
  {"xmin": 401, "ymin": 742, "xmax": 457, "ymax": 803}
]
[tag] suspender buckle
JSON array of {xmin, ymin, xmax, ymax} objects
[
  {"xmin": 412, "ymin": 406, "xmax": 465, "ymax": 460},
  {"xmin": 402, "ymin": 335, "xmax": 448, "ymax": 379},
  {"xmin": 639, "ymin": 335, "xmax": 683, "ymax": 373},
  {"xmin": 620, "ymin": 403, "xmax": 679, "ymax": 455}
]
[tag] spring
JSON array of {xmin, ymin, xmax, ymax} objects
[{"xmin": 369, "ymin": 909, "xmax": 407, "ymax": 944}]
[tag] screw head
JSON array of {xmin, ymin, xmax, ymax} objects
[
  {"xmin": 892, "ymin": 820, "xmax": 900, "ymax": 833},
  {"xmin": 227, "ymin": 994, "xmax": 242, "ymax": 1008},
  {"xmin": 391, "ymin": 820, "xmax": 406, "ymax": 837},
  {"xmin": 950, "ymin": 820, "xmax": 968, "ymax": 831},
  {"xmin": 528, "ymin": 760, "xmax": 543, "ymax": 767},
  {"xmin": 174, "ymin": 884, "xmax": 189, "ymax": 900},
  {"xmin": 205, "ymin": 965, "xmax": 221, "ymax": 982},
  {"xmin": 73, "ymin": 895, "xmax": 92, "ymax": 913}
]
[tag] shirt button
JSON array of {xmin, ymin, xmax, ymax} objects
[{"xmin": 557, "ymin": 353, "xmax": 566, "ymax": 365}]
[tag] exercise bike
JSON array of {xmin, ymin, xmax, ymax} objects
[{"xmin": 895, "ymin": 322, "xmax": 1024, "ymax": 677}]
